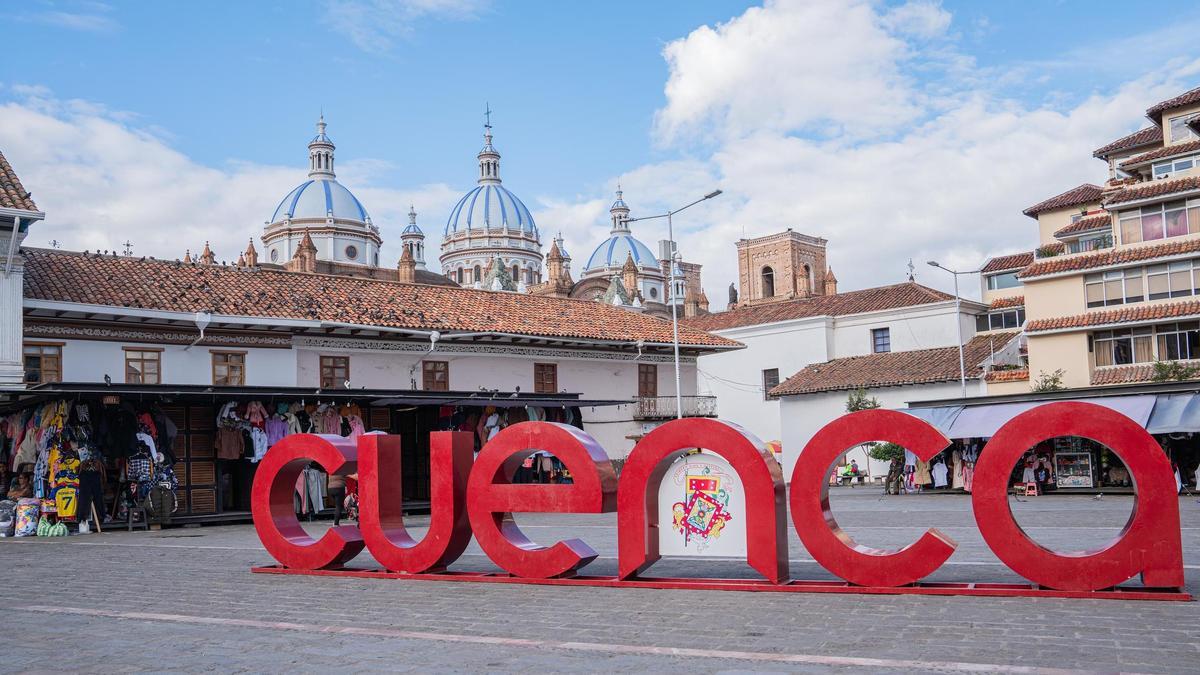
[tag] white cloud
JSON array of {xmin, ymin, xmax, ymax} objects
[
  {"xmin": 0, "ymin": 89, "xmax": 456, "ymax": 268},
  {"xmin": 654, "ymin": 0, "xmax": 935, "ymax": 145},
  {"xmin": 324, "ymin": 0, "xmax": 489, "ymax": 53},
  {"xmin": 13, "ymin": 1, "xmax": 119, "ymax": 33},
  {"xmin": 610, "ymin": 1, "xmax": 1200, "ymax": 309},
  {"xmin": 881, "ymin": 1, "xmax": 951, "ymax": 39}
]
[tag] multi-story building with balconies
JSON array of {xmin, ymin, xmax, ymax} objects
[{"xmin": 982, "ymin": 86, "xmax": 1200, "ymax": 390}]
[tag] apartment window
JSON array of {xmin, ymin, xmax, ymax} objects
[
  {"xmin": 534, "ymin": 363, "xmax": 558, "ymax": 394},
  {"xmin": 319, "ymin": 355, "xmax": 350, "ymax": 389},
  {"xmin": 1066, "ymin": 233, "xmax": 1113, "ymax": 254},
  {"xmin": 762, "ymin": 368, "xmax": 780, "ymax": 400},
  {"xmin": 1152, "ymin": 153, "xmax": 1198, "ymax": 179},
  {"xmin": 638, "ymin": 364, "xmax": 658, "ymax": 398},
  {"xmin": 211, "ymin": 351, "xmax": 246, "ymax": 386},
  {"xmin": 1084, "ymin": 260, "xmax": 1200, "ymax": 308},
  {"xmin": 1156, "ymin": 322, "xmax": 1200, "ymax": 361},
  {"xmin": 871, "ymin": 328, "xmax": 891, "ymax": 353},
  {"xmin": 975, "ymin": 308, "xmax": 1026, "ymax": 331},
  {"xmin": 23, "ymin": 342, "xmax": 62, "ymax": 384},
  {"xmin": 1093, "ymin": 322, "xmax": 1200, "ymax": 367},
  {"xmin": 422, "ymin": 360, "xmax": 449, "ymax": 391},
  {"xmin": 124, "ymin": 348, "xmax": 162, "ymax": 384},
  {"xmin": 985, "ymin": 271, "xmax": 1020, "ymax": 290},
  {"xmin": 1169, "ymin": 114, "xmax": 1200, "ymax": 143},
  {"xmin": 1118, "ymin": 200, "xmax": 1200, "ymax": 244},
  {"xmin": 1092, "ymin": 328, "xmax": 1153, "ymax": 367},
  {"xmin": 1084, "ymin": 268, "xmax": 1146, "ymax": 307}
]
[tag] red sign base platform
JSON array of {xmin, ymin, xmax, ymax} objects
[{"xmin": 250, "ymin": 566, "xmax": 1191, "ymax": 602}]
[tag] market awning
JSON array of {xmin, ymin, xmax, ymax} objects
[
  {"xmin": 1146, "ymin": 393, "xmax": 1200, "ymax": 434},
  {"xmin": 0, "ymin": 382, "xmax": 633, "ymax": 414},
  {"xmin": 906, "ymin": 395, "xmax": 1157, "ymax": 440},
  {"xmin": 901, "ymin": 405, "xmax": 964, "ymax": 436}
]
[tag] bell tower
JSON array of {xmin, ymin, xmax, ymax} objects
[{"xmin": 734, "ymin": 229, "xmax": 829, "ymax": 307}]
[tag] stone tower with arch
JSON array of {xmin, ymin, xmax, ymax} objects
[{"xmin": 734, "ymin": 229, "xmax": 832, "ymax": 307}]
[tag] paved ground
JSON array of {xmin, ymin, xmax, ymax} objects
[{"xmin": 3, "ymin": 490, "xmax": 1200, "ymax": 673}]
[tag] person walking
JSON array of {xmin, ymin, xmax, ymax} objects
[{"xmin": 328, "ymin": 471, "xmax": 346, "ymax": 527}]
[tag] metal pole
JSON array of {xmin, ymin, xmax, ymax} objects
[
  {"xmin": 954, "ymin": 271, "xmax": 966, "ymax": 397},
  {"xmin": 668, "ymin": 210, "xmax": 683, "ymax": 419}
]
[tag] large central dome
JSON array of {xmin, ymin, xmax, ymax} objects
[
  {"xmin": 272, "ymin": 178, "xmax": 370, "ymax": 224},
  {"xmin": 445, "ymin": 183, "xmax": 536, "ymax": 235},
  {"xmin": 439, "ymin": 118, "xmax": 544, "ymax": 287}
]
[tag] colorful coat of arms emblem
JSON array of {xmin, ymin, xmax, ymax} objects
[{"xmin": 671, "ymin": 471, "xmax": 732, "ymax": 551}]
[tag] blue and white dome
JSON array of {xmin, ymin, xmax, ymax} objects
[
  {"xmin": 583, "ymin": 188, "xmax": 658, "ymax": 272},
  {"xmin": 584, "ymin": 233, "xmax": 658, "ymax": 271},
  {"xmin": 445, "ymin": 184, "xmax": 537, "ymax": 236},
  {"xmin": 271, "ymin": 178, "xmax": 371, "ymax": 224}
]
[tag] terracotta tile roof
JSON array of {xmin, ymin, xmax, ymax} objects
[
  {"xmin": 1025, "ymin": 299, "xmax": 1200, "ymax": 333},
  {"xmin": 20, "ymin": 249, "xmax": 739, "ymax": 349},
  {"xmin": 1020, "ymin": 236, "xmax": 1200, "ymax": 279},
  {"xmin": 1146, "ymin": 86, "xmax": 1200, "ymax": 123},
  {"xmin": 986, "ymin": 368, "xmax": 1029, "ymax": 383},
  {"xmin": 1022, "ymin": 184, "xmax": 1103, "ymax": 218},
  {"xmin": 770, "ymin": 332, "xmax": 1019, "ymax": 396},
  {"xmin": 1120, "ymin": 138, "xmax": 1200, "ymax": 167},
  {"xmin": 1053, "ymin": 214, "xmax": 1112, "ymax": 239},
  {"xmin": 0, "ymin": 151, "xmax": 38, "ymax": 212},
  {"xmin": 682, "ymin": 282, "xmax": 953, "ymax": 332},
  {"xmin": 1103, "ymin": 175, "xmax": 1200, "ymax": 205},
  {"xmin": 1093, "ymin": 127, "xmax": 1163, "ymax": 158},
  {"xmin": 981, "ymin": 251, "xmax": 1033, "ymax": 274},
  {"xmin": 989, "ymin": 295, "xmax": 1024, "ymax": 310},
  {"xmin": 1091, "ymin": 364, "xmax": 1156, "ymax": 386}
]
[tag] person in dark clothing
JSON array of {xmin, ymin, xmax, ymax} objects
[{"xmin": 328, "ymin": 472, "xmax": 347, "ymax": 527}]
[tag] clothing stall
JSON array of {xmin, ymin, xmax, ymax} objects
[{"xmin": 0, "ymin": 383, "xmax": 625, "ymax": 534}]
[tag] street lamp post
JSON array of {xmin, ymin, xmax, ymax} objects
[
  {"xmin": 927, "ymin": 261, "xmax": 981, "ymax": 397},
  {"xmin": 624, "ymin": 189, "xmax": 723, "ymax": 419}
]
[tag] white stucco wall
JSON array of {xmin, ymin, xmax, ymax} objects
[
  {"xmin": 696, "ymin": 300, "xmax": 977, "ymax": 447},
  {"xmin": 777, "ymin": 380, "xmax": 980, "ymax": 481},
  {"xmin": 55, "ymin": 339, "xmax": 297, "ymax": 387},
  {"xmin": 47, "ymin": 335, "xmax": 692, "ymax": 461},
  {"xmin": 294, "ymin": 346, "xmax": 694, "ymax": 459}
]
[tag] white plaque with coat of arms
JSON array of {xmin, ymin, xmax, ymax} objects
[{"xmin": 656, "ymin": 451, "xmax": 747, "ymax": 557}]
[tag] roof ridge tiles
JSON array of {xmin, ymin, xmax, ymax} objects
[{"xmin": 20, "ymin": 248, "xmax": 738, "ymax": 348}]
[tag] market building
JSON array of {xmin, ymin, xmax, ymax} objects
[{"xmin": 0, "ymin": 145, "xmax": 739, "ymax": 529}]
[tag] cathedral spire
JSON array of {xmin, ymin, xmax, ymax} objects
[
  {"xmin": 610, "ymin": 185, "xmax": 631, "ymax": 233},
  {"xmin": 308, "ymin": 114, "xmax": 336, "ymax": 179},
  {"xmin": 477, "ymin": 104, "xmax": 501, "ymax": 185}
]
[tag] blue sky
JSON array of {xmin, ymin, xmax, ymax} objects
[{"xmin": 4, "ymin": 1, "xmax": 1200, "ymax": 305}]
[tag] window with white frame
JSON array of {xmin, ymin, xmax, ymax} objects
[
  {"xmin": 975, "ymin": 308, "xmax": 1026, "ymax": 332},
  {"xmin": 1084, "ymin": 260, "xmax": 1200, "ymax": 308},
  {"xmin": 1118, "ymin": 199, "xmax": 1200, "ymax": 244},
  {"xmin": 985, "ymin": 271, "xmax": 1020, "ymax": 290},
  {"xmin": 1152, "ymin": 152, "xmax": 1198, "ymax": 179},
  {"xmin": 871, "ymin": 327, "xmax": 891, "ymax": 353},
  {"xmin": 1168, "ymin": 114, "xmax": 1200, "ymax": 143},
  {"xmin": 1084, "ymin": 268, "xmax": 1146, "ymax": 307}
]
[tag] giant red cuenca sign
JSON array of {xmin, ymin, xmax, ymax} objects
[{"xmin": 250, "ymin": 402, "xmax": 1189, "ymax": 600}]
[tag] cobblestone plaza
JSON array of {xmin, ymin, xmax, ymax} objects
[{"xmin": 3, "ymin": 491, "xmax": 1198, "ymax": 673}]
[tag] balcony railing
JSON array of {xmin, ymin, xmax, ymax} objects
[{"xmin": 633, "ymin": 395, "xmax": 718, "ymax": 420}]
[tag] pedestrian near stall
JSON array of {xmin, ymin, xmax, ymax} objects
[{"xmin": 328, "ymin": 471, "xmax": 346, "ymax": 527}]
